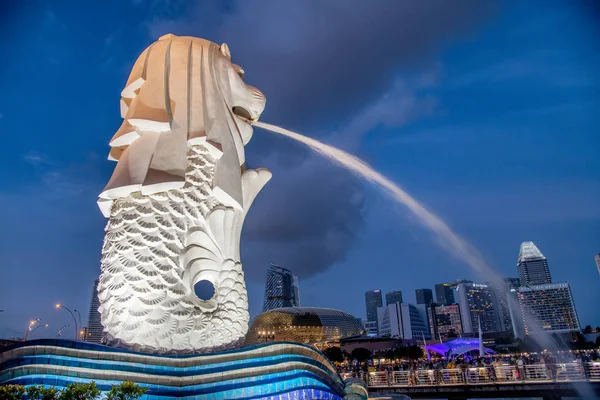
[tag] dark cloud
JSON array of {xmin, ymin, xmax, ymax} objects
[
  {"xmin": 150, "ymin": 0, "xmax": 494, "ymax": 128},
  {"xmin": 146, "ymin": 0, "xmax": 494, "ymax": 280},
  {"xmin": 241, "ymin": 151, "xmax": 366, "ymax": 280}
]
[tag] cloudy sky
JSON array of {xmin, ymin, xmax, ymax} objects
[{"xmin": 0, "ymin": 1, "xmax": 598, "ymax": 339}]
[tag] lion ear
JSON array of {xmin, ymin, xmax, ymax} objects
[{"xmin": 219, "ymin": 43, "xmax": 231, "ymax": 60}]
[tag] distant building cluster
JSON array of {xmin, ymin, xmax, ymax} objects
[
  {"xmin": 81, "ymin": 242, "xmax": 593, "ymax": 348},
  {"xmin": 363, "ymin": 241, "xmax": 582, "ymax": 342}
]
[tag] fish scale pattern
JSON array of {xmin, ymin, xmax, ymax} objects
[{"xmin": 98, "ymin": 144, "xmax": 250, "ymax": 353}]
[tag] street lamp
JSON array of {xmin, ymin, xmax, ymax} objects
[
  {"xmin": 57, "ymin": 324, "xmax": 70, "ymax": 338},
  {"xmin": 29, "ymin": 324, "xmax": 49, "ymax": 338},
  {"xmin": 23, "ymin": 319, "xmax": 41, "ymax": 341},
  {"xmin": 73, "ymin": 309, "xmax": 82, "ymax": 334},
  {"xmin": 56, "ymin": 304, "xmax": 79, "ymax": 340}
]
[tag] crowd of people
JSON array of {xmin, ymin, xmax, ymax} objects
[{"xmin": 336, "ymin": 349, "xmax": 600, "ymax": 385}]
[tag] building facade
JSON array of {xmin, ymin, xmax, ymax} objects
[
  {"xmin": 377, "ymin": 303, "xmax": 431, "ymax": 340},
  {"xmin": 385, "ymin": 291, "xmax": 403, "ymax": 306},
  {"xmin": 455, "ymin": 282, "xmax": 499, "ymax": 333},
  {"xmin": 362, "ymin": 320, "xmax": 378, "ymax": 337},
  {"xmin": 517, "ymin": 283, "xmax": 580, "ymax": 335},
  {"xmin": 415, "ymin": 288, "xmax": 433, "ymax": 305},
  {"xmin": 262, "ymin": 264, "xmax": 300, "ymax": 312},
  {"xmin": 86, "ymin": 279, "xmax": 103, "ymax": 344},
  {"xmin": 434, "ymin": 283, "xmax": 455, "ymax": 306},
  {"xmin": 365, "ymin": 289, "xmax": 383, "ymax": 324},
  {"xmin": 428, "ymin": 304, "xmax": 463, "ymax": 339},
  {"xmin": 518, "ymin": 241, "xmax": 551, "ymax": 286}
]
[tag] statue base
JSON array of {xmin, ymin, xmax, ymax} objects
[{"xmin": 0, "ymin": 339, "xmax": 366, "ymax": 399}]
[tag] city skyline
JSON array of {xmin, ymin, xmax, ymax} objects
[{"xmin": 1, "ymin": 2, "xmax": 599, "ymax": 338}]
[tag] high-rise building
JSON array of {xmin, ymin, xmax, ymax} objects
[
  {"xmin": 385, "ymin": 291, "xmax": 403, "ymax": 306},
  {"xmin": 415, "ymin": 288, "xmax": 433, "ymax": 305},
  {"xmin": 489, "ymin": 278, "xmax": 521, "ymax": 333},
  {"xmin": 434, "ymin": 283, "xmax": 455, "ymax": 306},
  {"xmin": 517, "ymin": 242, "xmax": 551, "ymax": 286},
  {"xmin": 428, "ymin": 304, "xmax": 463, "ymax": 339},
  {"xmin": 262, "ymin": 264, "xmax": 300, "ymax": 312},
  {"xmin": 364, "ymin": 290, "xmax": 383, "ymax": 324},
  {"xmin": 377, "ymin": 303, "xmax": 431, "ymax": 340},
  {"xmin": 86, "ymin": 279, "xmax": 103, "ymax": 344},
  {"xmin": 455, "ymin": 281, "xmax": 499, "ymax": 333},
  {"xmin": 595, "ymin": 253, "xmax": 600, "ymax": 276},
  {"xmin": 518, "ymin": 283, "xmax": 580, "ymax": 335}
]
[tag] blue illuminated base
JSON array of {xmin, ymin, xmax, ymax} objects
[{"xmin": 0, "ymin": 340, "xmax": 367, "ymax": 399}]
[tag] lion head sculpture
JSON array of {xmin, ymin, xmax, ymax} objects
[
  {"xmin": 97, "ymin": 34, "xmax": 271, "ymax": 353},
  {"xmin": 98, "ymin": 33, "xmax": 266, "ymax": 213}
]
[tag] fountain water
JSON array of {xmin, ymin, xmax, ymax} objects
[{"xmin": 254, "ymin": 121, "xmax": 498, "ymax": 279}]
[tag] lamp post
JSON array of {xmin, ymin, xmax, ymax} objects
[
  {"xmin": 56, "ymin": 304, "xmax": 78, "ymax": 340},
  {"xmin": 73, "ymin": 309, "xmax": 82, "ymax": 334},
  {"xmin": 23, "ymin": 319, "xmax": 41, "ymax": 341},
  {"xmin": 57, "ymin": 324, "xmax": 70, "ymax": 338},
  {"xmin": 29, "ymin": 324, "xmax": 49, "ymax": 338}
]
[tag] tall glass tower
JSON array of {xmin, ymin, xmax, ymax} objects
[
  {"xmin": 517, "ymin": 241, "xmax": 551, "ymax": 285},
  {"xmin": 86, "ymin": 279, "xmax": 104, "ymax": 344},
  {"xmin": 415, "ymin": 288, "xmax": 433, "ymax": 305},
  {"xmin": 385, "ymin": 290, "xmax": 403, "ymax": 306},
  {"xmin": 262, "ymin": 264, "xmax": 300, "ymax": 312},
  {"xmin": 364, "ymin": 290, "xmax": 383, "ymax": 323},
  {"xmin": 434, "ymin": 283, "xmax": 455, "ymax": 306}
]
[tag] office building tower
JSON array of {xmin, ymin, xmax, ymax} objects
[
  {"xmin": 362, "ymin": 320, "xmax": 378, "ymax": 337},
  {"xmin": 489, "ymin": 278, "xmax": 521, "ymax": 333},
  {"xmin": 518, "ymin": 283, "xmax": 580, "ymax": 334},
  {"xmin": 595, "ymin": 253, "xmax": 600, "ymax": 276},
  {"xmin": 364, "ymin": 290, "xmax": 383, "ymax": 324},
  {"xmin": 262, "ymin": 264, "xmax": 300, "ymax": 312},
  {"xmin": 385, "ymin": 291, "xmax": 403, "ymax": 306},
  {"xmin": 415, "ymin": 288, "xmax": 433, "ymax": 305},
  {"xmin": 517, "ymin": 241, "xmax": 551, "ymax": 286},
  {"xmin": 86, "ymin": 279, "xmax": 103, "ymax": 344},
  {"xmin": 377, "ymin": 303, "xmax": 431, "ymax": 340},
  {"xmin": 428, "ymin": 304, "xmax": 463, "ymax": 339},
  {"xmin": 455, "ymin": 281, "xmax": 499, "ymax": 333},
  {"xmin": 435, "ymin": 283, "xmax": 455, "ymax": 306}
]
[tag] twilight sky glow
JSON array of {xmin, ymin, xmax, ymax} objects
[{"xmin": 0, "ymin": 1, "xmax": 598, "ymax": 340}]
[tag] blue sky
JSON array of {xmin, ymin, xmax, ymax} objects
[{"xmin": 0, "ymin": 1, "xmax": 598, "ymax": 340}]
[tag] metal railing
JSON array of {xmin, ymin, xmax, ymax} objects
[{"xmin": 351, "ymin": 362, "xmax": 600, "ymax": 388}]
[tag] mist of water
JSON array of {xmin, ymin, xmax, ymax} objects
[{"xmin": 255, "ymin": 121, "xmax": 500, "ymax": 279}]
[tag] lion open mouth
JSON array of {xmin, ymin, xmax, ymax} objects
[{"xmin": 232, "ymin": 106, "xmax": 253, "ymax": 123}]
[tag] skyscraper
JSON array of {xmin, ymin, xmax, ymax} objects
[
  {"xmin": 364, "ymin": 289, "xmax": 383, "ymax": 324},
  {"xmin": 385, "ymin": 291, "xmax": 403, "ymax": 306},
  {"xmin": 434, "ymin": 283, "xmax": 455, "ymax": 306},
  {"xmin": 489, "ymin": 278, "xmax": 521, "ymax": 333},
  {"xmin": 595, "ymin": 253, "xmax": 600, "ymax": 276},
  {"xmin": 455, "ymin": 281, "xmax": 499, "ymax": 333},
  {"xmin": 518, "ymin": 283, "xmax": 580, "ymax": 334},
  {"xmin": 86, "ymin": 279, "xmax": 103, "ymax": 344},
  {"xmin": 517, "ymin": 241, "xmax": 551, "ymax": 286},
  {"xmin": 262, "ymin": 264, "xmax": 300, "ymax": 312},
  {"xmin": 415, "ymin": 288, "xmax": 433, "ymax": 305}
]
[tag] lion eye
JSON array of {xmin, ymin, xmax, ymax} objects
[{"xmin": 233, "ymin": 64, "xmax": 245, "ymax": 79}]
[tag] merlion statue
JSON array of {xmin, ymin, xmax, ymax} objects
[{"xmin": 97, "ymin": 34, "xmax": 270, "ymax": 353}]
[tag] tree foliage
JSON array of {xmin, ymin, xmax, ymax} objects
[
  {"xmin": 0, "ymin": 384, "xmax": 25, "ymax": 400},
  {"xmin": 323, "ymin": 347, "xmax": 344, "ymax": 363},
  {"xmin": 27, "ymin": 386, "xmax": 61, "ymax": 399},
  {"xmin": 0, "ymin": 381, "xmax": 147, "ymax": 400},
  {"xmin": 105, "ymin": 381, "xmax": 147, "ymax": 400},
  {"xmin": 351, "ymin": 347, "xmax": 372, "ymax": 363}
]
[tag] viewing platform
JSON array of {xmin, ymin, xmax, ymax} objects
[{"xmin": 341, "ymin": 362, "xmax": 600, "ymax": 399}]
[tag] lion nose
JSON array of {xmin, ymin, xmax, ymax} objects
[{"xmin": 247, "ymin": 85, "xmax": 266, "ymax": 119}]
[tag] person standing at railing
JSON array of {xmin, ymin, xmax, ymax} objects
[{"xmin": 516, "ymin": 357, "xmax": 524, "ymax": 380}]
